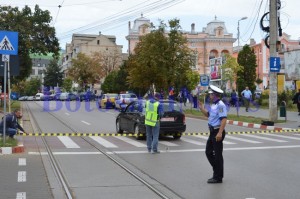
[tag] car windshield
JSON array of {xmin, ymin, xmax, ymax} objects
[
  {"xmin": 106, "ymin": 94, "xmax": 118, "ymax": 98},
  {"xmin": 127, "ymin": 100, "xmax": 181, "ymax": 113}
]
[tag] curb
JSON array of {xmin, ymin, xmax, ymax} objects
[
  {"xmin": 226, "ymin": 120, "xmax": 291, "ymax": 131},
  {"xmin": 0, "ymin": 145, "xmax": 25, "ymax": 155}
]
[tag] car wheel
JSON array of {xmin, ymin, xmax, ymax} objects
[
  {"xmin": 134, "ymin": 125, "xmax": 144, "ymax": 140},
  {"xmin": 173, "ymin": 133, "xmax": 181, "ymax": 140},
  {"xmin": 116, "ymin": 119, "xmax": 123, "ymax": 134}
]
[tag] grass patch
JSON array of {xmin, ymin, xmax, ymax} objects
[
  {"xmin": 0, "ymin": 100, "xmax": 21, "ymax": 112},
  {"xmin": 0, "ymin": 137, "xmax": 18, "ymax": 147}
]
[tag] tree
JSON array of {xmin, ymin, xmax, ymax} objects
[
  {"xmin": 221, "ymin": 54, "xmax": 243, "ymax": 91},
  {"xmin": 24, "ymin": 77, "xmax": 41, "ymax": 96},
  {"xmin": 63, "ymin": 77, "xmax": 73, "ymax": 92},
  {"xmin": 0, "ymin": 5, "xmax": 60, "ymax": 82},
  {"xmin": 236, "ymin": 45, "xmax": 257, "ymax": 93},
  {"xmin": 101, "ymin": 71, "xmax": 118, "ymax": 93},
  {"xmin": 127, "ymin": 19, "xmax": 193, "ymax": 93},
  {"xmin": 67, "ymin": 53, "xmax": 96, "ymax": 89},
  {"xmin": 43, "ymin": 59, "xmax": 64, "ymax": 88}
]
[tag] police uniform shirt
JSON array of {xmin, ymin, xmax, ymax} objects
[{"xmin": 208, "ymin": 99, "xmax": 227, "ymax": 127}]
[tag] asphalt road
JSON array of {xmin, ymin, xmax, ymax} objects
[{"xmin": 1, "ymin": 101, "xmax": 300, "ymax": 199}]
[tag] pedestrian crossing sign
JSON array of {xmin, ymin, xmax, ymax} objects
[{"xmin": 0, "ymin": 31, "xmax": 18, "ymax": 55}]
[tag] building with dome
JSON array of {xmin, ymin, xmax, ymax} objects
[{"xmin": 126, "ymin": 15, "xmax": 236, "ymax": 84}]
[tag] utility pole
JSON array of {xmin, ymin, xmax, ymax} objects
[{"xmin": 269, "ymin": 0, "xmax": 278, "ymax": 121}]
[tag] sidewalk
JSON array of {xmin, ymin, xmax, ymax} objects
[{"xmin": 183, "ymin": 102, "xmax": 300, "ymax": 130}]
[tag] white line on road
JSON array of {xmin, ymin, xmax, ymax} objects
[
  {"xmin": 18, "ymin": 171, "xmax": 26, "ymax": 182},
  {"xmin": 240, "ymin": 134, "xmax": 288, "ymax": 143},
  {"xmin": 27, "ymin": 144, "xmax": 300, "ymax": 155},
  {"xmin": 90, "ymin": 136, "xmax": 118, "ymax": 148},
  {"xmin": 81, "ymin": 120, "xmax": 91, "ymax": 125},
  {"xmin": 65, "ymin": 112, "xmax": 70, "ymax": 116},
  {"xmin": 114, "ymin": 136, "xmax": 146, "ymax": 147},
  {"xmin": 264, "ymin": 133, "xmax": 300, "ymax": 141},
  {"xmin": 181, "ymin": 137, "xmax": 205, "ymax": 145},
  {"xmin": 226, "ymin": 135, "xmax": 262, "ymax": 143},
  {"xmin": 18, "ymin": 158, "xmax": 26, "ymax": 166},
  {"xmin": 159, "ymin": 141, "xmax": 179, "ymax": 146},
  {"xmin": 16, "ymin": 192, "xmax": 26, "ymax": 199},
  {"xmin": 57, "ymin": 136, "xmax": 80, "ymax": 148},
  {"xmin": 193, "ymin": 135, "xmax": 236, "ymax": 145}
]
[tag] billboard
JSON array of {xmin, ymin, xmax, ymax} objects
[
  {"xmin": 284, "ymin": 50, "xmax": 300, "ymax": 81},
  {"xmin": 209, "ymin": 57, "xmax": 222, "ymax": 81}
]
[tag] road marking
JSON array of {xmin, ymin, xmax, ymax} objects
[
  {"xmin": 18, "ymin": 158, "xmax": 26, "ymax": 166},
  {"xmin": 181, "ymin": 137, "xmax": 205, "ymax": 145},
  {"xmin": 114, "ymin": 136, "xmax": 146, "ymax": 147},
  {"xmin": 264, "ymin": 133, "xmax": 300, "ymax": 141},
  {"xmin": 27, "ymin": 144, "xmax": 300, "ymax": 155},
  {"xmin": 16, "ymin": 192, "xmax": 26, "ymax": 199},
  {"xmin": 81, "ymin": 120, "xmax": 91, "ymax": 125},
  {"xmin": 226, "ymin": 135, "xmax": 262, "ymax": 143},
  {"xmin": 57, "ymin": 136, "xmax": 80, "ymax": 148},
  {"xmin": 193, "ymin": 135, "xmax": 236, "ymax": 145},
  {"xmin": 90, "ymin": 136, "xmax": 118, "ymax": 148},
  {"xmin": 65, "ymin": 112, "xmax": 70, "ymax": 116},
  {"xmin": 18, "ymin": 171, "xmax": 26, "ymax": 182},
  {"xmin": 159, "ymin": 141, "xmax": 179, "ymax": 146},
  {"xmin": 240, "ymin": 134, "xmax": 288, "ymax": 143}
]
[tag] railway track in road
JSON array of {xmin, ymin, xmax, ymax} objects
[{"xmin": 24, "ymin": 101, "xmax": 180, "ymax": 199}]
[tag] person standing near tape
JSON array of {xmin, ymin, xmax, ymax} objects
[
  {"xmin": 198, "ymin": 85, "xmax": 227, "ymax": 183},
  {"xmin": 145, "ymin": 92, "xmax": 163, "ymax": 154}
]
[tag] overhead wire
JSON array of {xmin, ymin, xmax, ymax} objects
[
  {"xmin": 57, "ymin": 0, "xmax": 184, "ymax": 40},
  {"xmin": 53, "ymin": 0, "xmax": 65, "ymax": 26}
]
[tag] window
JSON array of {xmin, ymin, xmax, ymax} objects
[{"xmin": 97, "ymin": 40, "xmax": 100, "ymax": 45}]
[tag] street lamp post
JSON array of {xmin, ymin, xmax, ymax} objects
[{"xmin": 237, "ymin": 17, "xmax": 247, "ymax": 47}]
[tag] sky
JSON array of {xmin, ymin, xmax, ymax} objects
[{"xmin": 1, "ymin": 0, "xmax": 299, "ymax": 53}]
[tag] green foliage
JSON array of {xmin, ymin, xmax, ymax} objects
[
  {"xmin": 43, "ymin": 59, "xmax": 64, "ymax": 88},
  {"xmin": 0, "ymin": 5, "xmax": 60, "ymax": 82},
  {"xmin": 24, "ymin": 77, "xmax": 41, "ymax": 96},
  {"xmin": 63, "ymin": 77, "xmax": 73, "ymax": 92},
  {"xmin": 221, "ymin": 54, "xmax": 243, "ymax": 89},
  {"xmin": 277, "ymin": 90, "xmax": 294, "ymax": 107},
  {"xmin": 101, "ymin": 71, "xmax": 118, "ymax": 93},
  {"xmin": 127, "ymin": 19, "xmax": 194, "ymax": 92},
  {"xmin": 256, "ymin": 78, "xmax": 263, "ymax": 85},
  {"xmin": 236, "ymin": 45, "xmax": 257, "ymax": 94}
]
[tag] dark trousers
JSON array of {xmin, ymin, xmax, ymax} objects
[
  {"xmin": 297, "ymin": 103, "xmax": 300, "ymax": 113},
  {"xmin": 206, "ymin": 128, "xmax": 226, "ymax": 180}
]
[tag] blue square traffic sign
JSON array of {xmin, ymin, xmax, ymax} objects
[
  {"xmin": 0, "ymin": 31, "xmax": 18, "ymax": 55},
  {"xmin": 270, "ymin": 57, "xmax": 280, "ymax": 72}
]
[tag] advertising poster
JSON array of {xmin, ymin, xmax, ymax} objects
[
  {"xmin": 284, "ymin": 50, "xmax": 300, "ymax": 81},
  {"xmin": 209, "ymin": 57, "xmax": 222, "ymax": 81}
]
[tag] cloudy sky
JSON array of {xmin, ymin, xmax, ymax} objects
[{"xmin": 1, "ymin": 0, "xmax": 299, "ymax": 52}]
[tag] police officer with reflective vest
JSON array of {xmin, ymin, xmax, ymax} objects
[
  {"xmin": 145, "ymin": 92, "xmax": 163, "ymax": 154},
  {"xmin": 198, "ymin": 85, "xmax": 227, "ymax": 183}
]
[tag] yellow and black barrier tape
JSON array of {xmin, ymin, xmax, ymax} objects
[{"xmin": 19, "ymin": 129, "xmax": 300, "ymax": 137}]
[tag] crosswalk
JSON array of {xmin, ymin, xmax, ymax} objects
[{"xmin": 49, "ymin": 133, "xmax": 300, "ymax": 150}]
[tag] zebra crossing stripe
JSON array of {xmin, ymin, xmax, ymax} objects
[
  {"xmin": 90, "ymin": 136, "xmax": 118, "ymax": 148},
  {"xmin": 57, "ymin": 136, "xmax": 80, "ymax": 148}
]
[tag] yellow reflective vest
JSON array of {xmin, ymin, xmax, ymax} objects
[{"xmin": 145, "ymin": 100, "xmax": 159, "ymax": 127}]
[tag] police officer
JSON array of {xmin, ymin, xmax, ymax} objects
[
  {"xmin": 198, "ymin": 85, "xmax": 227, "ymax": 183},
  {"xmin": 145, "ymin": 92, "xmax": 163, "ymax": 154}
]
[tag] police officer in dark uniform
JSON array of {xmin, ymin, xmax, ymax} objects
[{"xmin": 198, "ymin": 85, "xmax": 227, "ymax": 183}]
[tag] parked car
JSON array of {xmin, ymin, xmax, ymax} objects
[
  {"xmin": 79, "ymin": 91, "xmax": 96, "ymax": 101},
  {"xmin": 116, "ymin": 100, "xmax": 186, "ymax": 139},
  {"xmin": 27, "ymin": 96, "xmax": 35, "ymax": 101},
  {"xmin": 35, "ymin": 93, "xmax": 44, "ymax": 101},
  {"xmin": 99, "ymin": 93, "xmax": 118, "ymax": 108},
  {"xmin": 40, "ymin": 94, "xmax": 54, "ymax": 101},
  {"xmin": 115, "ymin": 93, "xmax": 138, "ymax": 109},
  {"xmin": 18, "ymin": 96, "xmax": 28, "ymax": 101}
]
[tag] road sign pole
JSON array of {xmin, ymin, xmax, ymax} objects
[
  {"xmin": 3, "ymin": 59, "xmax": 7, "ymax": 144},
  {"xmin": 8, "ymin": 61, "xmax": 11, "ymax": 113}
]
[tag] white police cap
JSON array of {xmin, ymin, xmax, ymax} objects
[{"xmin": 209, "ymin": 85, "xmax": 224, "ymax": 94}]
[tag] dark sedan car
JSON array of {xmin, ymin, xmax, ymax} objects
[{"xmin": 116, "ymin": 100, "xmax": 186, "ymax": 139}]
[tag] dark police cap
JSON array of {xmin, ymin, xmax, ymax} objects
[{"xmin": 209, "ymin": 85, "xmax": 224, "ymax": 94}]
